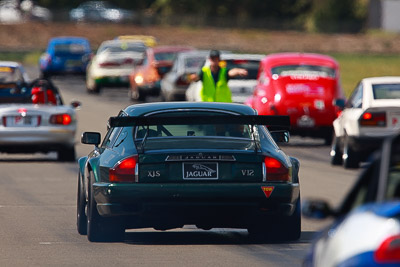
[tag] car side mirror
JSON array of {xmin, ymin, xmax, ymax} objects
[
  {"xmin": 81, "ymin": 132, "xmax": 101, "ymax": 146},
  {"xmin": 70, "ymin": 100, "xmax": 81, "ymax": 109},
  {"xmin": 270, "ymin": 130, "xmax": 290, "ymax": 143},
  {"xmin": 334, "ymin": 99, "xmax": 345, "ymax": 110},
  {"xmin": 302, "ymin": 199, "xmax": 336, "ymax": 219}
]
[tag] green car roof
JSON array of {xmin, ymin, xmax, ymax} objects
[{"xmin": 123, "ymin": 102, "xmax": 257, "ymax": 117}]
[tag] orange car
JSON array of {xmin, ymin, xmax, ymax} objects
[{"xmin": 129, "ymin": 46, "xmax": 194, "ymax": 101}]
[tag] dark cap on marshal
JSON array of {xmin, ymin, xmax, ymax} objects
[{"xmin": 209, "ymin": 50, "xmax": 220, "ymax": 58}]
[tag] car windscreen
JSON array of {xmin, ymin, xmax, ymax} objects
[
  {"xmin": 54, "ymin": 43, "xmax": 88, "ymax": 56},
  {"xmin": 372, "ymin": 83, "xmax": 400, "ymax": 100},
  {"xmin": 271, "ymin": 65, "xmax": 336, "ymax": 78},
  {"xmin": 224, "ymin": 59, "xmax": 260, "ymax": 80}
]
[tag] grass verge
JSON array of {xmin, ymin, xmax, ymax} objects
[{"xmin": 332, "ymin": 53, "xmax": 400, "ymax": 97}]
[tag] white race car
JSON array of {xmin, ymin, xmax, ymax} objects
[
  {"xmin": 0, "ymin": 61, "xmax": 80, "ymax": 161},
  {"xmin": 86, "ymin": 40, "xmax": 146, "ymax": 93},
  {"xmin": 331, "ymin": 76, "xmax": 400, "ymax": 168}
]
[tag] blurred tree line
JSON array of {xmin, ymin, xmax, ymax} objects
[{"xmin": 36, "ymin": 0, "xmax": 368, "ymax": 33}]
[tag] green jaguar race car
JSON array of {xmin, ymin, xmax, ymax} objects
[{"xmin": 77, "ymin": 102, "xmax": 300, "ymax": 242}]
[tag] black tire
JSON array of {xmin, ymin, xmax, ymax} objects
[
  {"xmin": 41, "ymin": 71, "xmax": 50, "ymax": 79},
  {"xmin": 323, "ymin": 130, "xmax": 333, "ymax": 146},
  {"xmin": 330, "ymin": 135, "xmax": 343, "ymax": 166},
  {"xmin": 283, "ymin": 197, "xmax": 301, "ymax": 241},
  {"xmin": 77, "ymin": 172, "xmax": 87, "ymax": 235},
  {"xmin": 137, "ymin": 89, "xmax": 146, "ymax": 102},
  {"xmin": 87, "ymin": 84, "xmax": 100, "ymax": 94},
  {"xmin": 87, "ymin": 172, "xmax": 124, "ymax": 242},
  {"xmin": 248, "ymin": 197, "xmax": 301, "ymax": 242},
  {"xmin": 343, "ymin": 134, "xmax": 359, "ymax": 169},
  {"xmin": 129, "ymin": 87, "xmax": 146, "ymax": 102},
  {"xmin": 57, "ymin": 146, "xmax": 76, "ymax": 162},
  {"xmin": 159, "ymin": 92, "xmax": 166, "ymax": 102}
]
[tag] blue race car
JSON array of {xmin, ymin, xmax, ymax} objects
[
  {"xmin": 302, "ymin": 134, "xmax": 400, "ymax": 266},
  {"xmin": 39, "ymin": 36, "xmax": 92, "ymax": 77}
]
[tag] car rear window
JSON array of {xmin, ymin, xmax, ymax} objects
[
  {"xmin": 54, "ymin": 43, "xmax": 87, "ymax": 56},
  {"xmin": 154, "ymin": 52, "xmax": 177, "ymax": 62},
  {"xmin": 271, "ymin": 65, "xmax": 336, "ymax": 78},
  {"xmin": 134, "ymin": 111, "xmax": 255, "ymax": 150},
  {"xmin": 98, "ymin": 43, "xmax": 146, "ymax": 54},
  {"xmin": 224, "ymin": 59, "xmax": 260, "ymax": 80},
  {"xmin": 184, "ymin": 57, "xmax": 206, "ymax": 70},
  {"xmin": 372, "ymin": 84, "xmax": 400, "ymax": 99},
  {"xmin": 0, "ymin": 66, "xmax": 21, "ymax": 83}
]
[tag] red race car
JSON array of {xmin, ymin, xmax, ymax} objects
[{"xmin": 246, "ymin": 53, "xmax": 345, "ymax": 144}]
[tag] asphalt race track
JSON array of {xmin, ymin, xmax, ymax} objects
[{"xmin": 0, "ymin": 67, "xmax": 359, "ymax": 266}]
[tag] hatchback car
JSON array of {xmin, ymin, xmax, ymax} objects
[
  {"xmin": 302, "ymin": 133, "xmax": 400, "ymax": 267},
  {"xmin": 331, "ymin": 76, "xmax": 400, "ymax": 168},
  {"xmin": 77, "ymin": 102, "xmax": 300, "ymax": 242},
  {"xmin": 128, "ymin": 46, "xmax": 194, "ymax": 101},
  {"xmin": 39, "ymin": 36, "xmax": 92, "ymax": 77},
  {"xmin": 246, "ymin": 53, "xmax": 345, "ymax": 145},
  {"xmin": 86, "ymin": 40, "xmax": 146, "ymax": 93}
]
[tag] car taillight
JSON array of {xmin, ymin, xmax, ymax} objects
[
  {"xmin": 374, "ymin": 234, "xmax": 400, "ymax": 263},
  {"xmin": 135, "ymin": 75, "xmax": 144, "ymax": 85},
  {"xmin": 123, "ymin": 58, "xmax": 134, "ymax": 65},
  {"xmin": 359, "ymin": 111, "xmax": 386, "ymax": 127},
  {"xmin": 46, "ymin": 54, "xmax": 52, "ymax": 64},
  {"xmin": 109, "ymin": 155, "xmax": 139, "ymax": 183},
  {"xmin": 262, "ymin": 156, "xmax": 290, "ymax": 182},
  {"xmin": 49, "ymin": 114, "xmax": 72, "ymax": 125}
]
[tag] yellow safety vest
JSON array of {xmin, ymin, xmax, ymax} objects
[{"xmin": 200, "ymin": 66, "xmax": 232, "ymax": 102}]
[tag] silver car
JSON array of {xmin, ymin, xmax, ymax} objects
[
  {"xmin": 161, "ymin": 50, "xmax": 209, "ymax": 101},
  {"xmin": 0, "ymin": 61, "xmax": 80, "ymax": 161}
]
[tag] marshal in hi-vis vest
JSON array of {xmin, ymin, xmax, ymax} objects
[{"xmin": 200, "ymin": 66, "xmax": 232, "ymax": 102}]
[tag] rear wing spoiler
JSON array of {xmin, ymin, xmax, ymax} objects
[{"xmin": 109, "ymin": 115, "xmax": 290, "ymax": 131}]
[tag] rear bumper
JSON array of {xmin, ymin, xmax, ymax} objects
[
  {"xmin": 95, "ymin": 76, "xmax": 130, "ymax": 87},
  {"xmin": 0, "ymin": 127, "xmax": 75, "ymax": 152},
  {"xmin": 93, "ymin": 182, "xmax": 300, "ymax": 228},
  {"xmin": 138, "ymin": 80, "xmax": 161, "ymax": 95},
  {"xmin": 347, "ymin": 136, "xmax": 383, "ymax": 154}
]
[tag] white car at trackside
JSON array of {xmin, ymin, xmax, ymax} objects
[
  {"xmin": 331, "ymin": 76, "xmax": 400, "ymax": 168},
  {"xmin": 186, "ymin": 53, "xmax": 264, "ymax": 103}
]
